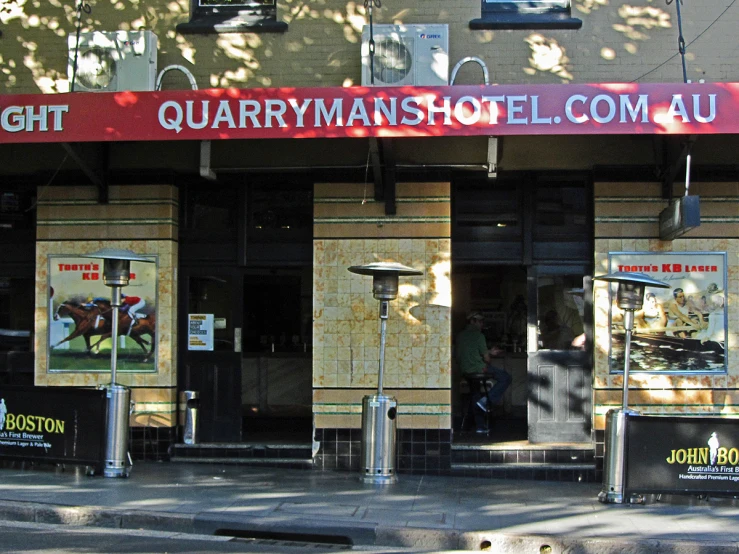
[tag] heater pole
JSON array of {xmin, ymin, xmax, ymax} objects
[
  {"xmin": 348, "ymin": 262, "xmax": 422, "ymax": 485},
  {"xmin": 594, "ymin": 271, "xmax": 670, "ymax": 504},
  {"xmin": 81, "ymin": 248, "xmax": 154, "ymax": 479},
  {"xmin": 621, "ymin": 309, "xmax": 634, "ymax": 411},
  {"xmin": 110, "ymin": 286, "xmax": 122, "ymax": 385},
  {"xmin": 377, "ymin": 300, "xmax": 388, "ymax": 395}
]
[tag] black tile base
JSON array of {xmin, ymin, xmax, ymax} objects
[
  {"xmin": 130, "ymin": 426, "xmax": 176, "ymax": 462},
  {"xmin": 313, "ymin": 428, "xmax": 452, "ymax": 476}
]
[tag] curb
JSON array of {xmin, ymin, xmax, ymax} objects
[
  {"xmin": 0, "ymin": 500, "xmax": 737, "ymax": 553},
  {"xmin": 0, "ymin": 501, "xmax": 196, "ymax": 533}
]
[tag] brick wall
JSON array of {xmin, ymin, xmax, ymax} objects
[{"xmin": 3, "ymin": 1, "xmax": 738, "ymax": 94}]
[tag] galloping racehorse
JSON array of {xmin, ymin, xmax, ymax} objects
[
  {"xmin": 89, "ymin": 300, "xmax": 157, "ymax": 363},
  {"xmin": 52, "ymin": 302, "xmax": 110, "ymax": 353}
]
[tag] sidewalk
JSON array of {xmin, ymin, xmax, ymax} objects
[{"xmin": 0, "ymin": 462, "xmax": 738, "ymax": 553}]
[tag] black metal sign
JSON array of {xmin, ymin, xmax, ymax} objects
[
  {"xmin": 0, "ymin": 386, "xmax": 105, "ymax": 468},
  {"xmin": 626, "ymin": 414, "xmax": 739, "ymax": 495}
]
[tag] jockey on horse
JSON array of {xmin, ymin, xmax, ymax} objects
[
  {"xmin": 83, "ymin": 296, "xmax": 109, "ymax": 333},
  {"xmin": 121, "ymin": 293, "xmax": 147, "ymax": 336},
  {"xmin": 52, "ymin": 301, "xmax": 110, "ymax": 352},
  {"xmin": 88, "ymin": 294, "xmax": 147, "ymax": 335},
  {"xmin": 86, "ymin": 296, "xmax": 156, "ymax": 362}
]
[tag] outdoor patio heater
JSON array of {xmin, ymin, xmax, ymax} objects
[
  {"xmin": 593, "ymin": 271, "xmax": 669, "ymax": 503},
  {"xmin": 82, "ymin": 248, "xmax": 154, "ymax": 478},
  {"xmin": 348, "ymin": 262, "xmax": 422, "ymax": 485}
]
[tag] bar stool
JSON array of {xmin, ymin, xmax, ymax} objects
[{"xmin": 460, "ymin": 373, "xmax": 493, "ymax": 433}]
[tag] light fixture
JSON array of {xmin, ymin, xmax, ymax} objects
[
  {"xmin": 348, "ymin": 261, "xmax": 422, "ymax": 484},
  {"xmin": 81, "ymin": 247, "xmax": 154, "ymax": 478},
  {"xmin": 593, "ymin": 271, "xmax": 669, "ymax": 503}
]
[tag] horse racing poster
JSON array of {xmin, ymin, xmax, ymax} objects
[
  {"xmin": 48, "ymin": 256, "xmax": 158, "ymax": 373},
  {"xmin": 606, "ymin": 252, "xmax": 728, "ymax": 374}
]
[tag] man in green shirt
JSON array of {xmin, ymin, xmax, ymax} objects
[{"xmin": 456, "ymin": 311, "xmax": 511, "ymax": 433}]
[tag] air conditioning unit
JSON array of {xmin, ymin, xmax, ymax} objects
[
  {"xmin": 68, "ymin": 31, "xmax": 158, "ymax": 92},
  {"xmin": 361, "ymin": 24, "xmax": 449, "ymax": 86}
]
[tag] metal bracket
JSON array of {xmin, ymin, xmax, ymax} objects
[
  {"xmin": 382, "ymin": 138, "xmax": 396, "ymax": 216},
  {"xmin": 369, "ymin": 137, "xmax": 396, "ymax": 215},
  {"xmin": 61, "ymin": 142, "xmax": 108, "ymax": 203},
  {"xmin": 199, "ymin": 140, "xmax": 217, "ymax": 181},
  {"xmin": 659, "ymin": 135, "xmax": 696, "ymax": 200},
  {"xmin": 487, "ymin": 137, "xmax": 499, "ymax": 178}
]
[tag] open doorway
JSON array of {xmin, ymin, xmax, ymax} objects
[
  {"xmin": 179, "ymin": 175, "xmax": 314, "ymax": 445},
  {"xmin": 452, "ymin": 265, "xmax": 528, "ymax": 443},
  {"xmin": 182, "ymin": 268, "xmax": 313, "ymax": 444},
  {"xmin": 451, "ymin": 172, "xmax": 593, "ymax": 446},
  {"xmin": 241, "ymin": 269, "xmax": 313, "ymax": 442}
]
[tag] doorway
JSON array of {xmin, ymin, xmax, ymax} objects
[
  {"xmin": 178, "ymin": 175, "xmax": 313, "ymax": 444},
  {"xmin": 527, "ymin": 266, "xmax": 592, "ymax": 443},
  {"xmin": 452, "ymin": 265, "xmax": 529, "ymax": 442},
  {"xmin": 180, "ymin": 268, "xmax": 313, "ymax": 443},
  {"xmin": 451, "ymin": 173, "xmax": 593, "ymax": 445},
  {"xmin": 240, "ymin": 270, "xmax": 313, "ymax": 441}
]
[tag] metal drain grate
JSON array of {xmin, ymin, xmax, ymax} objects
[
  {"xmin": 232, "ymin": 538, "xmax": 351, "ymax": 550},
  {"xmin": 216, "ymin": 529, "xmax": 353, "ymax": 550}
]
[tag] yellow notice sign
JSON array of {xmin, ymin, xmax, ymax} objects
[{"xmin": 187, "ymin": 314, "xmax": 214, "ymax": 351}]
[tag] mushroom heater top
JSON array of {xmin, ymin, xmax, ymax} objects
[{"xmin": 348, "ymin": 262, "xmax": 423, "ymax": 301}]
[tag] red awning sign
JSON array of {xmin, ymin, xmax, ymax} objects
[{"xmin": 1, "ymin": 82, "xmax": 738, "ymax": 144}]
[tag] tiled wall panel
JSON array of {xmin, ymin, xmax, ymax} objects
[
  {"xmin": 313, "ymin": 182, "xmax": 452, "ymax": 430},
  {"xmin": 34, "ymin": 185, "xmax": 179, "ymax": 427},
  {"xmin": 593, "ymin": 180, "xmax": 739, "ymax": 430}
]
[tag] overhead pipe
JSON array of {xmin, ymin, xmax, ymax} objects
[
  {"xmin": 450, "ymin": 56, "xmax": 490, "ymax": 85},
  {"xmin": 450, "ymin": 57, "xmax": 497, "ymax": 177},
  {"xmin": 155, "ymin": 64, "xmax": 198, "ymax": 91}
]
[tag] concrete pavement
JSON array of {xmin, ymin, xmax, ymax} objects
[{"xmin": 0, "ymin": 462, "xmax": 738, "ymax": 553}]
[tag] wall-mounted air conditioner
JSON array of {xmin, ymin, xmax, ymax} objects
[
  {"xmin": 68, "ymin": 31, "xmax": 158, "ymax": 92},
  {"xmin": 361, "ymin": 24, "xmax": 449, "ymax": 86}
]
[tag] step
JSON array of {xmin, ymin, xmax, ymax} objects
[
  {"xmin": 450, "ymin": 462, "xmax": 598, "ymax": 482},
  {"xmin": 452, "ymin": 442, "xmax": 595, "ymax": 464},
  {"xmin": 171, "ymin": 456, "xmax": 314, "ymax": 469},
  {"xmin": 450, "ymin": 442, "xmax": 598, "ymax": 482},
  {"xmin": 170, "ymin": 442, "xmax": 313, "ymax": 468}
]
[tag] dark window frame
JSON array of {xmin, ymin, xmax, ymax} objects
[
  {"xmin": 177, "ymin": 0, "xmax": 288, "ymax": 35},
  {"xmin": 470, "ymin": 0, "xmax": 582, "ymax": 30}
]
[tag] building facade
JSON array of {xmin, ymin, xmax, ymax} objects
[{"xmin": 1, "ymin": 0, "xmax": 738, "ymax": 479}]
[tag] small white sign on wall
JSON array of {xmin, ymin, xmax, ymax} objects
[{"xmin": 188, "ymin": 313, "xmax": 214, "ymax": 351}]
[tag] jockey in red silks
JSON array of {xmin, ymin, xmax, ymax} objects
[{"xmin": 121, "ymin": 293, "xmax": 146, "ymax": 322}]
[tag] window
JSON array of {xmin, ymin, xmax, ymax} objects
[
  {"xmin": 248, "ymin": 184, "xmax": 312, "ymax": 242},
  {"xmin": 0, "ymin": 278, "xmax": 34, "ymax": 351},
  {"xmin": 453, "ymin": 185, "xmax": 521, "ymax": 242},
  {"xmin": 181, "ymin": 184, "xmax": 239, "ymax": 243},
  {"xmin": 470, "ymin": 0, "xmax": 582, "ymax": 30},
  {"xmin": 177, "ymin": 0, "xmax": 287, "ymax": 35},
  {"xmin": 533, "ymin": 185, "xmax": 587, "ymax": 242},
  {"xmin": 537, "ymin": 273, "xmax": 585, "ymax": 351}
]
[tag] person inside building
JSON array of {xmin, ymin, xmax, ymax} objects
[
  {"xmin": 539, "ymin": 309, "xmax": 575, "ymax": 350},
  {"xmin": 456, "ymin": 311, "xmax": 512, "ymax": 433}
]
